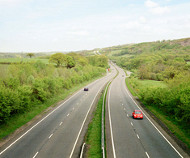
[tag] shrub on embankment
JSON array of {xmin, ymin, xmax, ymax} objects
[
  {"xmin": 128, "ymin": 75, "xmax": 190, "ymax": 135},
  {"xmin": 0, "ymin": 55, "xmax": 107, "ymax": 124}
]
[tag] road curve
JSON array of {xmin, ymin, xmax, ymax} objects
[
  {"xmin": 106, "ymin": 65, "xmax": 186, "ymax": 158},
  {"xmin": 0, "ymin": 65, "xmax": 117, "ymax": 158}
]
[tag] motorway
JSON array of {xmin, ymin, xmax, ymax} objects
[
  {"xmin": 0, "ymin": 63, "xmax": 188, "ymax": 158},
  {"xmin": 106, "ymin": 65, "xmax": 186, "ymax": 158},
  {"xmin": 0, "ymin": 65, "xmax": 117, "ymax": 158}
]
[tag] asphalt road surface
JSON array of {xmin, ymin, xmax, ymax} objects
[
  {"xmin": 0, "ymin": 65, "xmax": 117, "ymax": 158},
  {"xmin": 106, "ymin": 65, "xmax": 186, "ymax": 158}
]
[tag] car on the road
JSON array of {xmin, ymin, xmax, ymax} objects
[
  {"xmin": 84, "ymin": 87, "xmax": 89, "ymax": 91},
  {"xmin": 132, "ymin": 110, "xmax": 143, "ymax": 119}
]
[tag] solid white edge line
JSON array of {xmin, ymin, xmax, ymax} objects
[
  {"xmin": 69, "ymin": 84, "xmax": 104, "ymax": 158},
  {"xmin": 108, "ymin": 83, "xmax": 117, "ymax": 158},
  {"xmin": 33, "ymin": 152, "xmax": 39, "ymax": 158},
  {"xmin": 145, "ymin": 152, "xmax": 150, "ymax": 158},
  {"xmin": 49, "ymin": 134, "xmax": 53, "ymax": 139},
  {"xmin": 79, "ymin": 143, "xmax": 86, "ymax": 158},
  {"xmin": 0, "ymin": 75, "xmax": 109, "ymax": 156},
  {"xmin": 124, "ymin": 80, "xmax": 183, "ymax": 158}
]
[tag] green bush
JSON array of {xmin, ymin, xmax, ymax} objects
[
  {"xmin": 0, "ymin": 86, "xmax": 20, "ymax": 122},
  {"xmin": 0, "ymin": 57, "xmax": 107, "ymax": 124}
]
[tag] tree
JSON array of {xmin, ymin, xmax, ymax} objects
[
  {"xmin": 66, "ymin": 56, "xmax": 75, "ymax": 68},
  {"xmin": 27, "ymin": 53, "xmax": 35, "ymax": 58},
  {"xmin": 49, "ymin": 53, "xmax": 66, "ymax": 67}
]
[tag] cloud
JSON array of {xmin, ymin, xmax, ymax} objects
[
  {"xmin": 67, "ymin": 30, "xmax": 89, "ymax": 36},
  {"xmin": 145, "ymin": 0, "xmax": 158, "ymax": 8},
  {"xmin": 145, "ymin": 0, "xmax": 170, "ymax": 15},
  {"xmin": 0, "ymin": 0, "xmax": 24, "ymax": 6}
]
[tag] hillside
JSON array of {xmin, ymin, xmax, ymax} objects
[{"xmin": 102, "ymin": 37, "xmax": 190, "ymax": 149}]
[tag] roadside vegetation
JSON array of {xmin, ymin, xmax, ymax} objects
[
  {"xmin": 0, "ymin": 53, "xmax": 108, "ymax": 140},
  {"xmin": 102, "ymin": 38, "xmax": 190, "ymax": 148}
]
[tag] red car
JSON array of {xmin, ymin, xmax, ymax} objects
[{"xmin": 132, "ymin": 110, "xmax": 143, "ymax": 119}]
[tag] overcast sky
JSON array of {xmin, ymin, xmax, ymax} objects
[{"xmin": 0, "ymin": 0, "xmax": 190, "ymax": 52}]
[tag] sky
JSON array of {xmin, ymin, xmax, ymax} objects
[{"xmin": 0, "ymin": 0, "xmax": 190, "ymax": 52}]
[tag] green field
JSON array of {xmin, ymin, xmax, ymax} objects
[
  {"xmin": 187, "ymin": 62, "xmax": 190, "ymax": 65},
  {"xmin": 0, "ymin": 58, "xmax": 49, "ymax": 64},
  {"xmin": 136, "ymin": 79, "xmax": 167, "ymax": 89}
]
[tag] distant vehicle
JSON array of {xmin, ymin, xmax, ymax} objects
[
  {"xmin": 84, "ymin": 87, "xmax": 89, "ymax": 91},
  {"xmin": 132, "ymin": 110, "xmax": 143, "ymax": 119}
]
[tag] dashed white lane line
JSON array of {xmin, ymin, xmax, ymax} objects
[
  {"xmin": 127, "ymin": 114, "xmax": 129, "ymax": 117},
  {"xmin": 137, "ymin": 134, "xmax": 140, "ymax": 139},
  {"xmin": 59, "ymin": 122, "xmax": 63, "ymax": 126},
  {"xmin": 145, "ymin": 152, "xmax": 150, "ymax": 158},
  {"xmin": 69, "ymin": 82, "xmax": 104, "ymax": 158},
  {"xmin": 0, "ymin": 72, "xmax": 112, "ymax": 157},
  {"xmin": 131, "ymin": 122, "xmax": 133, "ymax": 126},
  {"xmin": 33, "ymin": 152, "xmax": 38, "ymax": 158},
  {"xmin": 67, "ymin": 114, "xmax": 69, "ymax": 117},
  {"xmin": 49, "ymin": 134, "xmax": 53, "ymax": 139},
  {"xmin": 124, "ymin": 83, "xmax": 183, "ymax": 158}
]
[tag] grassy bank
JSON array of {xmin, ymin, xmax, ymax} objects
[
  {"xmin": 125, "ymin": 77, "xmax": 190, "ymax": 149},
  {"xmin": 0, "ymin": 76, "xmax": 102, "ymax": 140}
]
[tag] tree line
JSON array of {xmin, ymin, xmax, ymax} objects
[{"xmin": 0, "ymin": 53, "xmax": 108, "ymax": 123}]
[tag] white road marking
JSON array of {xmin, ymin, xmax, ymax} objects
[
  {"xmin": 127, "ymin": 114, "xmax": 129, "ymax": 117},
  {"xmin": 33, "ymin": 152, "xmax": 39, "ymax": 158},
  {"xmin": 124, "ymin": 108, "xmax": 126, "ymax": 110},
  {"xmin": 124, "ymin": 82, "xmax": 183, "ymax": 158},
  {"xmin": 59, "ymin": 122, "xmax": 63, "ymax": 126},
  {"xmin": 108, "ymin": 83, "xmax": 117, "ymax": 158},
  {"xmin": 145, "ymin": 152, "xmax": 150, "ymax": 158},
  {"xmin": 72, "ymin": 107, "xmax": 74, "ymax": 110},
  {"xmin": 67, "ymin": 114, "xmax": 69, "ymax": 117},
  {"xmin": 49, "ymin": 134, "xmax": 53, "ymax": 139},
  {"xmin": 80, "ymin": 143, "xmax": 86, "ymax": 158},
  {"xmin": 0, "ymin": 72, "xmax": 111, "ymax": 156},
  {"xmin": 137, "ymin": 134, "xmax": 140, "ymax": 139},
  {"xmin": 131, "ymin": 122, "xmax": 133, "ymax": 126},
  {"xmin": 69, "ymin": 84, "xmax": 104, "ymax": 158}
]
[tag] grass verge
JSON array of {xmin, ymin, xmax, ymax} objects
[
  {"xmin": 85, "ymin": 90, "xmax": 104, "ymax": 158},
  {"xmin": 125, "ymin": 77, "xmax": 138, "ymax": 97},
  {"xmin": 125, "ymin": 77, "xmax": 190, "ymax": 149},
  {"xmin": 147, "ymin": 105, "xmax": 190, "ymax": 149},
  {"xmin": 0, "ymin": 76, "xmax": 103, "ymax": 141}
]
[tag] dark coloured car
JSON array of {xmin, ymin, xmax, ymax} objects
[
  {"xmin": 84, "ymin": 87, "xmax": 89, "ymax": 91},
  {"xmin": 132, "ymin": 110, "xmax": 143, "ymax": 119}
]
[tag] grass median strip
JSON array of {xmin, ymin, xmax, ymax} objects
[{"xmin": 85, "ymin": 92, "xmax": 104, "ymax": 158}]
